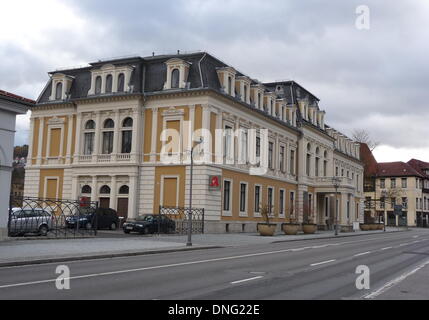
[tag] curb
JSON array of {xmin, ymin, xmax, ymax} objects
[
  {"xmin": 0, "ymin": 245, "xmax": 223, "ymax": 268},
  {"xmin": 270, "ymin": 229, "xmax": 410, "ymax": 244}
]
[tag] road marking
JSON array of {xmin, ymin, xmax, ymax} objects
[
  {"xmin": 230, "ymin": 276, "xmax": 263, "ymax": 285},
  {"xmin": 399, "ymin": 242, "xmax": 412, "ymax": 247},
  {"xmin": 310, "ymin": 259, "xmax": 336, "ymax": 267},
  {"xmin": 412, "ymin": 236, "xmax": 419, "ymax": 238},
  {"xmin": 380, "ymin": 247, "xmax": 392, "ymax": 251},
  {"xmin": 291, "ymin": 247, "xmax": 311, "ymax": 252},
  {"xmin": 363, "ymin": 259, "xmax": 429, "ymax": 299},
  {"xmin": 354, "ymin": 251, "xmax": 371, "ymax": 257}
]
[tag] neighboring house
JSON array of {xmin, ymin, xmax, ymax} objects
[
  {"xmin": 0, "ymin": 90, "xmax": 34, "ymax": 240},
  {"xmin": 361, "ymin": 143, "xmax": 428, "ymax": 227},
  {"xmin": 24, "ymin": 52, "xmax": 364, "ymax": 233}
]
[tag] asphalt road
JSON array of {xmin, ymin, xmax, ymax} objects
[{"xmin": 1, "ymin": 229, "xmax": 429, "ymax": 300}]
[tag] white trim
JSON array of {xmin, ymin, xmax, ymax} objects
[
  {"xmin": 239, "ymin": 181, "xmax": 249, "ymax": 217},
  {"xmin": 222, "ymin": 178, "xmax": 233, "ymax": 217},
  {"xmin": 160, "ymin": 175, "xmax": 180, "ymax": 207}
]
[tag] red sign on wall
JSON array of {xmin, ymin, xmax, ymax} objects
[{"xmin": 209, "ymin": 175, "xmax": 221, "ymax": 189}]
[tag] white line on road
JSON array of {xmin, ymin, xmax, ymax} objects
[
  {"xmin": 363, "ymin": 259, "xmax": 429, "ymax": 299},
  {"xmin": 354, "ymin": 251, "xmax": 371, "ymax": 257},
  {"xmin": 230, "ymin": 276, "xmax": 263, "ymax": 285},
  {"xmin": 310, "ymin": 259, "xmax": 336, "ymax": 267},
  {"xmin": 380, "ymin": 247, "xmax": 392, "ymax": 251}
]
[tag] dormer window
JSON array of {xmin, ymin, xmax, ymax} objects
[
  {"xmin": 95, "ymin": 76, "xmax": 102, "ymax": 94},
  {"xmin": 171, "ymin": 69, "xmax": 180, "ymax": 88},
  {"xmin": 105, "ymin": 74, "xmax": 113, "ymax": 93},
  {"xmin": 163, "ymin": 58, "xmax": 190, "ymax": 90},
  {"xmin": 117, "ymin": 73, "xmax": 125, "ymax": 92},
  {"xmin": 55, "ymin": 82, "xmax": 63, "ymax": 100},
  {"xmin": 228, "ymin": 76, "xmax": 233, "ymax": 95}
]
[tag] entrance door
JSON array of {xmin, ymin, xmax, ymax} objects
[
  {"xmin": 117, "ymin": 198, "xmax": 129, "ymax": 220},
  {"xmin": 99, "ymin": 197, "xmax": 110, "ymax": 209}
]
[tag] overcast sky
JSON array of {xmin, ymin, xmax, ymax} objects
[{"xmin": 1, "ymin": 0, "xmax": 428, "ymax": 162}]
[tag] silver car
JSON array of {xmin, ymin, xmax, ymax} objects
[{"xmin": 9, "ymin": 208, "xmax": 54, "ymax": 236}]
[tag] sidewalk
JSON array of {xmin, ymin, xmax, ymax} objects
[{"xmin": 0, "ymin": 227, "xmax": 408, "ymax": 267}]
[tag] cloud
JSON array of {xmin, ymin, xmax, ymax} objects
[{"xmin": 2, "ymin": 0, "xmax": 429, "ymax": 162}]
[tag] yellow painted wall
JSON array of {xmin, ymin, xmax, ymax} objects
[
  {"xmin": 221, "ymin": 169, "xmax": 297, "ymax": 222},
  {"xmin": 31, "ymin": 118, "xmax": 40, "ymax": 164},
  {"xmin": 38, "ymin": 168, "xmax": 64, "ymax": 199},
  {"xmin": 153, "ymin": 166, "xmax": 186, "ymax": 212}
]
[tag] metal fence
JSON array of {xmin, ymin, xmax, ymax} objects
[
  {"xmin": 159, "ymin": 206, "xmax": 205, "ymax": 234},
  {"xmin": 8, "ymin": 196, "xmax": 99, "ymax": 238}
]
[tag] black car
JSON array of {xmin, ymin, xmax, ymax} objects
[
  {"xmin": 123, "ymin": 214, "xmax": 175, "ymax": 234},
  {"xmin": 66, "ymin": 207, "xmax": 119, "ymax": 230}
]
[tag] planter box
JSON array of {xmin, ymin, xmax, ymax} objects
[
  {"xmin": 257, "ymin": 223, "xmax": 277, "ymax": 236},
  {"xmin": 282, "ymin": 223, "xmax": 300, "ymax": 235},
  {"xmin": 302, "ymin": 224, "xmax": 317, "ymax": 234},
  {"xmin": 360, "ymin": 224, "xmax": 371, "ymax": 231},
  {"xmin": 369, "ymin": 224, "xmax": 378, "ymax": 230},
  {"xmin": 340, "ymin": 225, "xmax": 354, "ymax": 233}
]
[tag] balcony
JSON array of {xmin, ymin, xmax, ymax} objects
[
  {"xmin": 314, "ymin": 177, "xmax": 356, "ymax": 189},
  {"xmin": 77, "ymin": 153, "xmax": 133, "ymax": 164}
]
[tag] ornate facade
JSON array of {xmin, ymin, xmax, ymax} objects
[{"xmin": 24, "ymin": 52, "xmax": 364, "ymax": 232}]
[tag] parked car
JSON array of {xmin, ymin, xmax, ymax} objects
[
  {"xmin": 65, "ymin": 207, "xmax": 119, "ymax": 230},
  {"xmin": 9, "ymin": 208, "xmax": 54, "ymax": 236},
  {"xmin": 123, "ymin": 214, "xmax": 175, "ymax": 234}
]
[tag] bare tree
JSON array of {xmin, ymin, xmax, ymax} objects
[{"xmin": 352, "ymin": 129, "xmax": 379, "ymax": 151}]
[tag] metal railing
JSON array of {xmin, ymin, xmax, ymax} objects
[{"xmin": 159, "ymin": 206, "xmax": 205, "ymax": 234}]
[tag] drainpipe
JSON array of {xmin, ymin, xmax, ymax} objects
[{"xmin": 198, "ymin": 53, "xmax": 207, "ymax": 88}]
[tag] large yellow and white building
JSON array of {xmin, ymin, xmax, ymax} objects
[{"xmin": 24, "ymin": 52, "xmax": 364, "ymax": 233}]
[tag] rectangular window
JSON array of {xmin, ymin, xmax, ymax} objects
[
  {"xmin": 347, "ymin": 200, "xmax": 350, "ymax": 219},
  {"xmin": 256, "ymin": 136, "xmax": 261, "ymax": 158},
  {"xmin": 102, "ymin": 131, "xmax": 114, "ymax": 154},
  {"xmin": 223, "ymin": 180, "xmax": 231, "ymax": 212},
  {"xmin": 224, "ymin": 125, "xmax": 233, "ymax": 161},
  {"xmin": 290, "ymin": 191, "xmax": 295, "ymax": 216},
  {"xmin": 391, "ymin": 198, "xmax": 396, "ymax": 209},
  {"xmin": 391, "ymin": 178, "xmax": 396, "ymax": 188},
  {"xmin": 325, "ymin": 197, "xmax": 329, "ymax": 217},
  {"xmin": 279, "ymin": 190, "xmax": 285, "ymax": 216},
  {"xmin": 239, "ymin": 130, "xmax": 248, "ymax": 164},
  {"xmin": 121, "ymin": 130, "xmax": 132, "ymax": 154},
  {"xmin": 315, "ymin": 157, "xmax": 320, "ymax": 177},
  {"xmin": 268, "ymin": 142, "xmax": 274, "ymax": 169},
  {"xmin": 380, "ymin": 197, "xmax": 385, "ymax": 209},
  {"xmin": 289, "ymin": 150, "xmax": 295, "ymax": 175},
  {"xmin": 255, "ymin": 185, "xmax": 261, "ymax": 213},
  {"xmin": 380, "ymin": 179, "xmax": 385, "ymax": 189},
  {"xmin": 335, "ymin": 167, "xmax": 339, "ymax": 176},
  {"xmin": 268, "ymin": 187, "xmax": 274, "ymax": 214},
  {"xmin": 306, "ymin": 154, "xmax": 311, "ymax": 176},
  {"xmin": 323, "ymin": 160, "xmax": 327, "ymax": 177},
  {"xmin": 280, "ymin": 146, "xmax": 285, "ymax": 172},
  {"xmin": 83, "ymin": 132, "xmax": 94, "ymax": 155},
  {"xmin": 240, "ymin": 183, "xmax": 247, "ymax": 213}
]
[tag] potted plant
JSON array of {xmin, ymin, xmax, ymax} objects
[
  {"xmin": 282, "ymin": 203, "xmax": 300, "ymax": 235},
  {"xmin": 257, "ymin": 204, "xmax": 277, "ymax": 236},
  {"xmin": 302, "ymin": 203, "xmax": 317, "ymax": 234}
]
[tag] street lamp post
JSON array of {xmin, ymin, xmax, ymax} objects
[
  {"xmin": 187, "ymin": 137, "xmax": 203, "ymax": 247},
  {"xmin": 332, "ymin": 177, "xmax": 341, "ymax": 236}
]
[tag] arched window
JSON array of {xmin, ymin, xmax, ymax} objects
[
  {"xmin": 100, "ymin": 185, "xmax": 111, "ymax": 194},
  {"xmin": 55, "ymin": 82, "xmax": 63, "ymax": 100},
  {"xmin": 324, "ymin": 150, "xmax": 328, "ymax": 158},
  {"xmin": 105, "ymin": 74, "xmax": 113, "ymax": 93},
  {"xmin": 121, "ymin": 117, "xmax": 132, "ymax": 154},
  {"xmin": 119, "ymin": 185, "xmax": 129, "ymax": 194},
  {"xmin": 117, "ymin": 73, "xmax": 125, "ymax": 92},
  {"xmin": 83, "ymin": 120, "xmax": 95, "ymax": 155},
  {"xmin": 102, "ymin": 119, "xmax": 114, "ymax": 154},
  {"xmin": 171, "ymin": 69, "xmax": 180, "ymax": 88},
  {"xmin": 307, "ymin": 143, "xmax": 311, "ymax": 152},
  {"xmin": 122, "ymin": 117, "xmax": 133, "ymax": 127},
  {"xmin": 104, "ymin": 119, "xmax": 114, "ymax": 128},
  {"xmin": 95, "ymin": 76, "xmax": 102, "ymax": 94},
  {"xmin": 228, "ymin": 77, "xmax": 233, "ymax": 95},
  {"xmin": 85, "ymin": 120, "xmax": 95, "ymax": 130},
  {"xmin": 81, "ymin": 185, "xmax": 92, "ymax": 194},
  {"xmin": 316, "ymin": 147, "xmax": 320, "ymax": 155}
]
